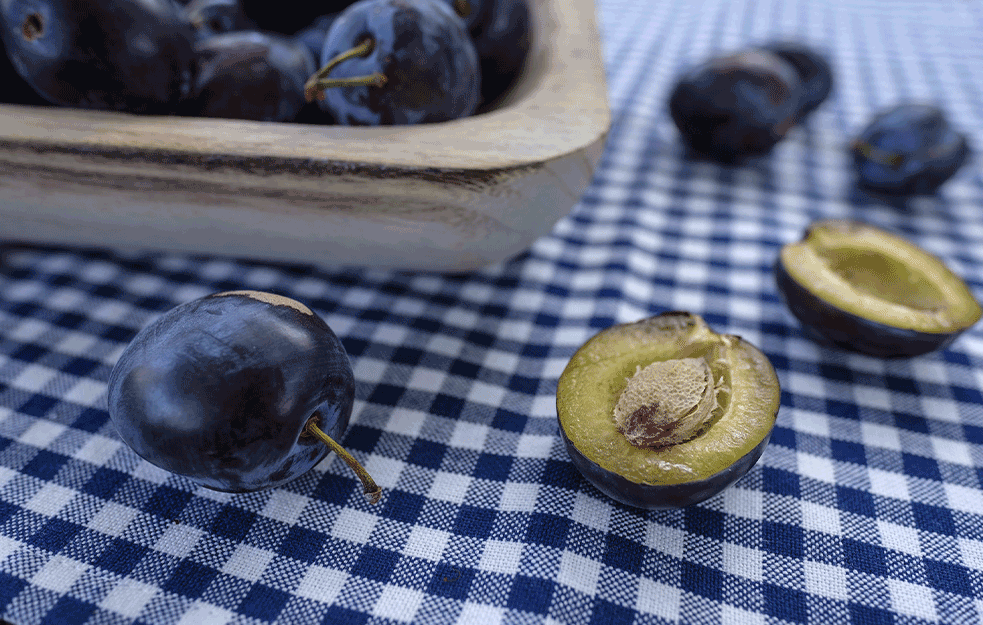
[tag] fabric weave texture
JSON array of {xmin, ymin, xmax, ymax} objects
[{"xmin": 1, "ymin": 0, "xmax": 983, "ymax": 623}]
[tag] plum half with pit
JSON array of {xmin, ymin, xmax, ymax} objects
[
  {"xmin": 556, "ymin": 312, "xmax": 780, "ymax": 509},
  {"xmin": 107, "ymin": 290, "xmax": 379, "ymax": 501}
]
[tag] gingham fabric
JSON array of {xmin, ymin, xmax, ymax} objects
[{"xmin": 2, "ymin": 0, "xmax": 983, "ymax": 623}]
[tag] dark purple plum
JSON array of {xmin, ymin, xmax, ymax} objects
[
  {"xmin": 851, "ymin": 103, "xmax": 970, "ymax": 196},
  {"xmin": 441, "ymin": 0, "xmax": 530, "ymax": 107},
  {"xmin": 184, "ymin": 0, "xmax": 251, "ymax": 40},
  {"xmin": 290, "ymin": 13, "xmax": 343, "ymax": 125},
  {"xmin": 762, "ymin": 41, "xmax": 832, "ymax": 121},
  {"xmin": 0, "ymin": 34, "xmax": 46, "ymax": 105},
  {"xmin": 107, "ymin": 290, "xmax": 379, "ymax": 500},
  {"xmin": 474, "ymin": 0, "xmax": 529, "ymax": 107},
  {"xmin": 181, "ymin": 30, "xmax": 316, "ymax": 122},
  {"xmin": 668, "ymin": 49, "xmax": 802, "ymax": 163},
  {"xmin": 0, "ymin": 0, "xmax": 196, "ymax": 113},
  {"xmin": 306, "ymin": 0, "xmax": 479, "ymax": 125}
]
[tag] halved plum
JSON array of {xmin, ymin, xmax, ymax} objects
[
  {"xmin": 556, "ymin": 312, "xmax": 780, "ymax": 509},
  {"xmin": 776, "ymin": 219, "xmax": 982, "ymax": 357}
]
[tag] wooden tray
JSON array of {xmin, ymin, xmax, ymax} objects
[{"xmin": 0, "ymin": 0, "xmax": 610, "ymax": 272}]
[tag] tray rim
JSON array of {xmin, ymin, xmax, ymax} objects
[{"xmin": 0, "ymin": 0, "xmax": 611, "ymax": 173}]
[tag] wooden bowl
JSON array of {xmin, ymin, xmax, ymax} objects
[{"xmin": 0, "ymin": 0, "xmax": 610, "ymax": 272}]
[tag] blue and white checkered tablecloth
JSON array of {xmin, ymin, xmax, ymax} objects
[{"xmin": 3, "ymin": 0, "xmax": 983, "ymax": 623}]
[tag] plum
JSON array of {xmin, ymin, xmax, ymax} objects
[{"xmin": 107, "ymin": 290, "xmax": 379, "ymax": 501}]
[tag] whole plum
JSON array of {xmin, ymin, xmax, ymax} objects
[
  {"xmin": 851, "ymin": 104, "xmax": 970, "ymax": 196},
  {"xmin": 306, "ymin": 0, "xmax": 480, "ymax": 125},
  {"xmin": 107, "ymin": 290, "xmax": 379, "ymax": 500},
  {"xmin": 182, "ymin": 30, "xmax": 316, "ymax": 122},
  {"xmin": 668, "ymin": 49, "xmax": 802, "ymax": 163},
  {"xmin": 184, "ymin": 0, "xmax": 251, "ymax": 40},
  {"xmin": 762, "ymin": 42, "xmax": 832, "ymax": 122}
]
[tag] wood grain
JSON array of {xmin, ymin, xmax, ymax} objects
[{"xmin": 0, "ymin": 0, "xmax": 611, "ymax": 272}]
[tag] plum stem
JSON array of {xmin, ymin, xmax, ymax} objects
[
  {"xmin": 304, "ymin": 37, "xmax": 387, "ymax": 102},
  {"xmin": 305, "ymin": 416, "xmax": 381, "ymax": 504}
]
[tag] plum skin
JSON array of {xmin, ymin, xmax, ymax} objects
[
  {"xmin": 763, "ymin": 42, "xmax": 832, "ymax": 122},
  {"xmin": 668, "ymin": 49, "xmax": 802, "ymax": 163},
  {"xmin": 0, "ymin": 0, "xmax": 196, "ymax": 112},
  {"xmin": 560, "ymin": 427, "xmax": 772, "ymax": 509},
  {"xmin": 775, "ymin": 259, "xmax": 965, "ymax": 357},
  {"xmin": 182, "ymin": 30, "xmax": 317, "ymax": 122},
  {"xmin": 316, "ymin": 0, "xmax": 480, "ymax": 125},
  {"xmin": 107, "ymin": 291, "xmax": 354, "ymax": 493},
  {"xmin": 852, "ymin": 104, "xmax": 970, "ymax": 196}
]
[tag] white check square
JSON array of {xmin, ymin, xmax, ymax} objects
[
  {"xmin": 450, "ymin": 421, "xmax": 488, "ymax": 451},
  {"xmin": 24, "ymin": 483, "xmax": 75, "ymax": 517},
  {"xmin": 154, "ymin": 524, "xmax": 202, "ymax": 558},
  {"xmin": 571, "ymin": 492, "xmax": 611, "ymax": 533},
  {"xmin": 374, "ymin": 585, "xmax": 423, "ymax": 622},
  {"xmin": 13, "ymin": 365, "xmax": 56, "ymax": 393},
  {"xmin": 804, "ymin": 561, "xmax": 848, "ymax": 600},
  {"xmin": 332, "ymin": 509, "xmax": 377, "ymax": 544},
  {"xmin": 888, "ymin": 579, "xmax": 937, "ymax": 620},
  {"xmin": 87, "ymin": 502, "xmax": 139, "ymax": 538},
  {"xmin": 515, "ymin": 436, "xmax": 553, "ymax": 459},
  {"xmin": 295, "ymin": 564, "xmax": 348, "ymax": 603},
  {"xmin": 404, "ymin": 526, "xmax": 450, "ymax": 562},
  {"xmin": 478, "ymin": 540, "xmax": 522, "ymax": 574},
  {"xmin": 221, "ymin": 544, "xmax": 274, "ymax": 583},
  {"xmin": 18, "ymin": 420, "xmax": 64, "ymax": 448},
  {"xmin": 262, "ymin": 490, "xmax": 309, "ymax": 525},
  {"xmin": 64, "ymin": 379, "xmax": 108, "ymax": 408},
  {"xmin": 456, "ymin": 602, "xmax": 503, "ymax": 625},
  {"xmin": 101, "ymin": 580, "xmax": 159, "ymax": 619},
  {"xmin": 33, "ymin": 555, "xmax": 86, "ymax": 594},
  {"xmin": 428, "ymin": 472, "xmax": 471, "ymax": 504},
  {"xmin": 636, "ymin": 579, "xmax": 680, "ymax": 619},
  {"xmin": 557, "ymin": 551, "xmax": 600, "ymax": 595},
  {"xmin": 499, "ymin": 483, "xmax": 538, "ymax": 513}
]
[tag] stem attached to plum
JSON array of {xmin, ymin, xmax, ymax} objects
[
  {"xmin": 304, "ymin": 37, "xmax": 387, "ymax": 102},
  {"xmin": 305, "ymin": 416, "xmax": 381, "ymax": 504}
]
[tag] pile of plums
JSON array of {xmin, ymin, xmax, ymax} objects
[
  {"xmin": 0, "ymin": 0, "xmax": 530, "ymax": 124},
  {"xmin": 668, "ymin": 43, "xmax": 971, "ymax": 195}
]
